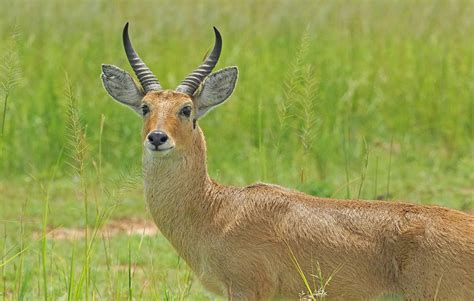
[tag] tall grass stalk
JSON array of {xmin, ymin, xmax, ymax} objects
[
  {"xmin": 65, "ymin": 75, "xmax": 90, "ymax": 300},
  {"xmin": 101, "ymin": 233, "xmax": 112, "ymax": 297},
  {"xmin": 74, "ymin": 208, "xmax": 112, "ymax": 300},
  {"xmin": 297, "ymin": 64, "xmax": 319, "ymax": 184},
  {"xmin": 285, "ymin": 241, "xmax": 341, "ymax": 300},
  {"xmin": 127, "ymin": 240, "xmax": 132, "ymax": 301},
  {"xmin": 38, "ymin": 147, "xmax": 64, "ymax": 301},
  {"xmin": 40, "ymin": 185, "xmax": 50, "ymax": 301},
  {"xmin": 298, "ymin": 65, "xmax": 319, "ymax": 156},
  {"xmin": 310, "ymin": 261, "xmax": 344, "ymax": 301},
  {"xmin": 343, "ymin": 127, "xmax": 351, "ymax": 199},
  {"xmin": 0, "ymin": 28, "xmax": 21, "ymax": 138},
  {"xmin": 284, "ymin": 241, "xmax": 315, "ymax": 299},
  {"xmin": 0, "ymin": 247, "xmax": 30, "ymax": 271},
  {"xmin": 98, "ymin": 114, "xmax": 105, "ymax": 179},
  {"xmin": 277, "ymin": 25, "xmax": 320, "ymax": 184},
  {"xmin": 373, "ymin": 156, "xmax": 379, "ymax": 199},
  {"xmin": 15, "ymin": 200, "xmax": 27, "ymax": 300},
  {"xmin": 257, "ymin": 97, "xmax": 267, "ymax": 180},
  {"xmin": 357, "ymin": 138, "xmax": 369, "ymax": 200},
  {"xmin": 386, "ymin": 137, "xmax": 394, "ymax": 199},
  {"xmin": 178, "ymin": 270, "xmax": 193, "ymax": 301},
  {"xmin": 2, "ymin": 227, "xmax": 6, "ymax": 301},
  {"xmin": 277, "ymin": 26, "xmax": 311, "ymax": 150},
  {"xmin": 0, "ymin": 232, "xmax": 37, "ymax": 300},
  {"xmin": 67, "ymin": 242, "xmax": 75, "ymax": 301},
  {"xmin": 1, "ymin": 94, "xmax": 8, "ymax": 139}
]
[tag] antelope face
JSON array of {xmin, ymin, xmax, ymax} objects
[
  {"xmin": 141, "ymin": 91, "xmax": 194, "ymax": 156},
  {"xmin": 101, "ymin": 23, "xmax": 238, "ymax": 158}
]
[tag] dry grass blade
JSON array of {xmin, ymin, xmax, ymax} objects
[{"xmin": 284, "ymin": 241, "xmax": 315, "ymax": 299}]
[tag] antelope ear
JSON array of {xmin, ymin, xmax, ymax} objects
[
  {"xmin": 101, "ymin": 64, "xmax": 144, "ymax": 113},
  {"xmin": 192, "ymin": 67, "xmax": 238, "ymax": 119}
]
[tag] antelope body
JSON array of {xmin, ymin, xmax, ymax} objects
[{"xmin": 101, "ymin": 24, "xmax": 474, "ymax": 300}]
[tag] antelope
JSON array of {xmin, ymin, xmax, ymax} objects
[{"xmin": 101, "ymin": 23, "xmax": 474, "ymax": 300}]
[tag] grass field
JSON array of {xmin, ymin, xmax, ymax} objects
[{"xmin": 1, "ymin": 0, "xmax": 473, "ymax": 299}]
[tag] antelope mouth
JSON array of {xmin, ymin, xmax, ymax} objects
[
  {"xmin": 144, "ymin": 141, "xmax": 175, "ymax": 154},
  {"xmin": 145, "ymin": 146, "xmax": 175, "ymax": 157},
  {"xmin": 153, "ymin": 146, "xmax": 174, "ymax": 152},
  {"xmin": 147, "ymin": 145, "xmax": 174, "ymax": 153}
]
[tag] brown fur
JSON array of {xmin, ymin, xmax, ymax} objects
[{"xmin": 140, "ymin": 91, "xmax": 474, "ymax": 300}]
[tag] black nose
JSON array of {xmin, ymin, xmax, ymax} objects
[{"xmin": 147, "ymin": 130, "xmax": 168, "ymax": 147}]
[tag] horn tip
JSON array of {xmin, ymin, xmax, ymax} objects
[{"xmin": 212, "ymin": 26, "xmax": 222, "ymax": 43}]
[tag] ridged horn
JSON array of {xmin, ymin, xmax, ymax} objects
[
  {"xmin": 176, "ymin": 27, "xmax": 222, "ymax": 96},
  {"xmin": 122, "ymin": 22, "xmax": 161, "ymax": 93}
]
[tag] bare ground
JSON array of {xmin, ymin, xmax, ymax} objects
[{"xmin": 36, "ymin": 217, "xmax": 158, "ymax": 240}]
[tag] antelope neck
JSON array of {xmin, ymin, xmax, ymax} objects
[{"xmin": 142, "ymin": 128, "xmax": 213, "ymax": 241}]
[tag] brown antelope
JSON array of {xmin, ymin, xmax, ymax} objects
[{"xmin": 101, "ymin": 23, "xmax": 474, "ymax": 300}]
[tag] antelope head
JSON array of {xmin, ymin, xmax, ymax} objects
[{"xmin": 101, "ymin": 23, "xmax": 238, "ymax": 157}]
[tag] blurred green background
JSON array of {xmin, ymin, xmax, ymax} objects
[{"xmin": 0, "ymin": 0, "xmax": 473, "ymax": 299}]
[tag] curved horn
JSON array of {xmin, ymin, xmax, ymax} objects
[
  {"xmin": 176, "ymin": 27, "xmax": 222, "ymax": 96},
  {"xmin": 122, "ymin": 22, "xmax": 161, "ymax": 93}
]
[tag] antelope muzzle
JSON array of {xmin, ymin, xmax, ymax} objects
[{"xmin": 145, "ymin": 130, "xmax": 175, "ymax": 152}]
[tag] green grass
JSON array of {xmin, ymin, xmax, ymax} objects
[{"xmin": 1, "ymin": 0, "xmax": 473, "ymax": 299}]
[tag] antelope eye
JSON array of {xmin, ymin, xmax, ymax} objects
[
  {"xmin": 141, "ymin": 104, "xmax": 150, "ymax": 116},
  {"xmin": 180, "ymin": 105, "xmax": 192, "ymax": 118}
]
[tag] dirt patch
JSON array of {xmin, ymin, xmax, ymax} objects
[
  {"xmin": 100, "ymin": 218, "xmax": 158, "ymax": 237},
  {"xmin": 38, "ymin": 218, "xmax": 158, "ymax": 241}
]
